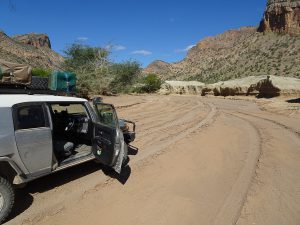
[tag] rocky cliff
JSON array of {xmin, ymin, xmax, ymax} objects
[
  {"xmin": 258, "ymin": 0, "xmax": 300, "ymax": 35},
  {"xmin": 144, "ymin": 27, "xmax": 300, "ymax": 82},
  {"xmin": 144, "ymin": 0, "xmax": 300, "ymax": 83},
  {"xmin": 0, "ymin": 31, "xmax": 63, "ymax": 69},
  {"xmin": 13, "ymin": 33, "xmax": 52, "ymax": 48}
]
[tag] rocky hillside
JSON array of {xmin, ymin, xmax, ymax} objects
[
  {"xmin": 0, "ymin": 31, "xmax": 64, "ymax": 69},
  {"xmin": 144, "ymin": 0, "xmax": 300, "ymax": 83}
]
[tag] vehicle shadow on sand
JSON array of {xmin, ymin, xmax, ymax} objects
[
  {"xmin": 102, "ymin": 145, "xmax": 139, "ymax": 185},
  {"xmin": 5, "ymin": 161, "xmax": 98, "ymax": 223},
  {"xmin": 286, "ymin": 98, "xmax": 300, "ymax": 103},
  {"xmin": 6, "ymin": 146, "xmax": 139, "ymax": 223}
]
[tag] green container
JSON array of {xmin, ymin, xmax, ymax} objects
[{"xmin": 49, "ymin": 71, "xmax": 76, "ymax": 93}]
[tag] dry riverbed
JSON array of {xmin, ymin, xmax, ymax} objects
[{"xmin": 5, "ymin": 95, "xmax": 300, "ymax": 225}]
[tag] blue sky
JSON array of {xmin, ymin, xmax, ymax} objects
[{"xmin": 0, "ymin": 0, "xmax": 266, "ymax": 67}]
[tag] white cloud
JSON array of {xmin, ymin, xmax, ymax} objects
[
  {"xmin": 105, "ymin": 44, "xmax": 127, "ymax": 51},
  {"xmin": 175, "ymin": 44, "xmax": 196, "ymax": 53},
  {"xmin": 104, "ymin": 44, "xmax": 113, "ymax": 50},
  {"xmin": 76, "ymin": 37, "xmax": 88, "ymax": 41},
  {"xmin": 114, "ymin": 45, "xmax": 126, "ymax": 51},
  {"xmin": 131, "ymin": 50, "xmax": 152, "ymax": 56}
]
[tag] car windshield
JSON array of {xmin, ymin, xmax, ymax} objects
[{"xmin": 50, "ymin": 103, "xmax": 87, "ymax": 115}]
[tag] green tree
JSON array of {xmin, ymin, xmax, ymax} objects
[
  {"xmin": 63, "ymin": 43, "xmax": 111, "ymax": 96},
  {"xmin": 63, "ymin": 43, "xmax": 143, "ymax": 96},
  {"xmin": 64, "ymin": 43, "xmax": 109, "ymax": 71},
  {"xmin": 109, "ymin": 61, "xmax": 141, "ymax": 93}
]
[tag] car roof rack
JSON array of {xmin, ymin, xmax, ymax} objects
[
  {"xmin": 0, "ymin": 86, "xmax": 77, "ymax": 97},
  {"xmin": 0, "ymin": 87, "xmax": 56, "ymax": 95}
]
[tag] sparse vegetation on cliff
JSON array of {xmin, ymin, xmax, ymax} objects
[{"xmin": 145, "ymin": 28, "xmax": 300, "ymax": 83}]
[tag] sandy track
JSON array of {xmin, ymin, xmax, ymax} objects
[
  {"xmin": 233, "ymin": 113, "xmax": 300, "ymax": 225},
  {"xmin": 5, "ymin": 95, "xmax": 300, "ymax": 225}
]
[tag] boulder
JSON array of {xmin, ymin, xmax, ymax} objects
[{"xmin": 249, "ymin": 75, "xmax": 300, "ymax": 97}]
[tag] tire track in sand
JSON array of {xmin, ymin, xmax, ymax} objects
[
  {"xmin": 132, "ymin": 101, "xmax": 218, "ymax": 163},
  {"xmin": 212, "ymin": 112, "xmax": 262, "ymax": 225},
  {"xmin": 231, "ymin": 112, "xmax": 300, "ymax": 225}
]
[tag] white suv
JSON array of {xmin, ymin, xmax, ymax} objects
[{"xmin": 0, "ymin": 94, "xmax": 135, "ymax": 223}]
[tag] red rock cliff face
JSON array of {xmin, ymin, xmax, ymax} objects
[
  {"xmin": 0, "ymin": 31, "xmax": 63, "ymax": 69},
  {"xmin": 258, "ymin": 0, "xmax": 300, "ymax": 35},
  {"xmin": 13, "ymin": 33, "xmax": 52, "ymax": 48}
]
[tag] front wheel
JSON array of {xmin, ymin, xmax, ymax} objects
[{"xmin": 0, "ymin": 177, "xmax": 14, "ymax": 224}]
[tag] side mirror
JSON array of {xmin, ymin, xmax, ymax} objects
[
  {"xmin": 119, "ymin": 119, "xmax": 128, "ymax": 132},
  {"xmin": 119, "ymin": 119, "xmax": 136, "ymax": 144},
  {"xmin": 119, "ymin": 119, "xmax": 136, "ymax": 132},
  {"xmin": 92, "ymin": 97, "xmax": 103, "ymax": 105}
]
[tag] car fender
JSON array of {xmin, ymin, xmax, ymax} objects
[{"xmin": 0, "ymin": 157, "xmax": 25, "ymax": 184}]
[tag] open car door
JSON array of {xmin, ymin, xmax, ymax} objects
[{"xmin": 93, "ymin": 102, "xmax": 122, "ymax": 169}]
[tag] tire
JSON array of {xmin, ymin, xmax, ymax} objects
[{"xmin": 0, "ymin": 177, "xmax": 14, "ymax": 224}]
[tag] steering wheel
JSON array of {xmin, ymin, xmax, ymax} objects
[{"xmin": 65, "ymin": 117, "xmax": 75, "ymax": 131}]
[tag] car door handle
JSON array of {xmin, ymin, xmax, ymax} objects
[{"xmin": 95, "ymin": 136, "xmax": 111, "ymax": 145}]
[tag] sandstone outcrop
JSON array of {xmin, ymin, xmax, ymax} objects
[
  {"xmin": 159, "ymin": 81, "xmax": 206, "ymax": 95},
  {"xmin": 13, "ymin": 33, "xmax": 52, "ymax": 48},
  {"xmin": 258, "ymin": 0, "xmax": 300, "ymax": 35},
  {"xmin": 160, "ymin": 76, "xmax": 300, "ymax": 98},
  {"xmin": 0, "ymin": 31, "xmax": 63, "ymax": 69},
  {"xmin": 248, "ymin": 75, "xmax": 300, "ymax": 97}
]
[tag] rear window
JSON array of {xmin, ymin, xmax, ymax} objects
[{"xmin": 14, "ymin": 104, "xmax": 47, "ymax": 130}]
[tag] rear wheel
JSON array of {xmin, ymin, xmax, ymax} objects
[{"xmin": 0, "ymin": 177, "xmax": 14, "ymax": 224}]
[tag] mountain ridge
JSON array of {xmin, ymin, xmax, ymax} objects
[
  {"xmin": 144, "ymin": 0, "xmax": 300, "ymax": 83},
  {"xmin": 0, "ymin": 31, "xmax": 63, "ymax": 69}
]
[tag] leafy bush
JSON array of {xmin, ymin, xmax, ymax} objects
[
  {"xmin": 134, "ymin": 74, "xmax": 162, "ymax": 93},
  {"xmin": 32, "ymin": 68, "xmax": 51, "ymax": 77},
  {"xmin": 109, "ymin": 61, "xmax": 141, "ymax": 93}
]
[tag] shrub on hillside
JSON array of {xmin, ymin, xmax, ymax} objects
[{"xmin": 32, "ymin": 68, "xmax": 51, "ymax": 77}]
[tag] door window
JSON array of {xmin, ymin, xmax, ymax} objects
[
  {"xmin": 14, "ymin": 104, "xmax": 47, "ymax": 130},
  {"xmin": 94, "ymin": 104, "xmax": 118, "ymax": 128}
]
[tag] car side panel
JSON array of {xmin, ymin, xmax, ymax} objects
[
  {"xmin": 0, "ymin": 108, "xmax": 29, "ymax": 174},
  {"xmin": 0, "ymin": 108, "xmax": 17, "ymax": 156},
  {"xmin": 15, "ymin": 128, "xmax": 52, "ymax": 175}
]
